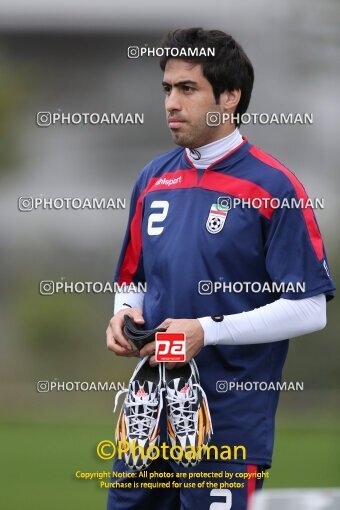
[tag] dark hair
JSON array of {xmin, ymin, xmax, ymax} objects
[{"xmin": 159, "ymin": 28, "xmax": 254, "ymax": 125}]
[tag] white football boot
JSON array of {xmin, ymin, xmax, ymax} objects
[
  {"xmin": 114, "ymin": 357, "xmax": 163, "ymax": 470},
  {"xmin": 164, "ymin": 359, "xmax": 213, "ymax": 467}
]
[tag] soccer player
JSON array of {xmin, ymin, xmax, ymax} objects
[{"xmin": 106, "ymin": 28, "xmax": 335, "ymax": 510}]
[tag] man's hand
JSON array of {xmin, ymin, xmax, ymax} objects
[
  {"xmin": 139, "ymin": 318, "xmax": 204, "ymax": 369},
  {"xmin": 106, "ymin": 308, "xmax": 143, "ymax": 357}
]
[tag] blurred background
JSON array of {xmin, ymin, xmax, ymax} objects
[{"xmin": 1, "ymin": 0, "xmax": 339, "ymax": 508}]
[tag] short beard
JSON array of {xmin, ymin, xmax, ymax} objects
[
  {"xmin": 171, "ymin": 131, "xmax": 196, "ymax": 148},
  {"xmin": 170, "ymin": 125, "xmax": 218, "ymax": 149}
]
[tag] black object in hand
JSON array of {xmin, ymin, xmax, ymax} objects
[{"xmin": 123, "ymin": 315, "xmax": 167, "ymax": 350}]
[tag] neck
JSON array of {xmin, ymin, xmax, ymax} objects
[{"xmin": 185, "ymin": 129, "xmax": 243, "ymax": 169}]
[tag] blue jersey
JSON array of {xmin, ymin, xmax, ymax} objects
[{"xmin": 114, "ymin": 139, "xmax": 335, "ymax": 467}]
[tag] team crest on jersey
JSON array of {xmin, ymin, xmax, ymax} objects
[{"xmin": 206, "ymin": 197, "xmax": 232, "ymax": 234}]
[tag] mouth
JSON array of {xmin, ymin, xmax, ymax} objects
[{"xmin": 168, "ymin": 118, "xmax": 186, "ymax": 129}]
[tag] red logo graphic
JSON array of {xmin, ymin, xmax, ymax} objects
[
  {"xmin": 180, "ymin": 383, "xmax": 189, "ymax": 393},
  {"xmin": 155, "ymin": 332, "xmax": 186, "ymax": 362},
  {"xmin": 136, "ymin": 387, "xmax": 148, "ymax": 397}
]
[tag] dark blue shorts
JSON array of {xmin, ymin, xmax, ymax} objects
[{"xmin": 107, "ymin": 457, "xmax": 266, "ymax": 510}]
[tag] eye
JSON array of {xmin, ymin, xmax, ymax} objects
[
  {"xmin": 183, "ymin": 85, "xmax": 194, "ymax": 93},
  {"xmin": 162, "ymin": 84, "xmax": 171, "ymax": 95}
]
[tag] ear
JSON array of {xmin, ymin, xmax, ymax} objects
[{"xmin": 219, "ymin": 89, "xmax": 241, "ymax": 113}]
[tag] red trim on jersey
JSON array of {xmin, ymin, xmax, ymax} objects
[
  {"xmin": 117, "ymin": 195, "xmax": 144, "ymax": 285},
  {"xmin": 147, "ymin": 168, "xmax": 198, "ymax": 193},
  {"xmin": 117, "ymin": 169, "xmax": 197, "ymax": 284},
  {"xmin": 247, "ymin": 464, "xmax": 257, "ymax": 509},
  {"xmin": 200, "ymin": 170, "xmax": 275, "ymax": 220},
  {"xmin": 250, "ymin": 146, "xmax": 324, "ymax": 260}
]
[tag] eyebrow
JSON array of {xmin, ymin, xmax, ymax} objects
[{"xmin": 162, "ymin": 80, "xmax": 198, "ymax": 88}]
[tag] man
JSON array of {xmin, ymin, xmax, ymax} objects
[{"xmin": 106, "ymin": 28, "xmax": 335, "ymax": 510}]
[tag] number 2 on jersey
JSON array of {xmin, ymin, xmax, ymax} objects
[{"xmin": 147, "ymin": 200, "xmax": 169, "ymax": 236}]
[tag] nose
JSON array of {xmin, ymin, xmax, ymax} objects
[{"xmin": 165, "ymin": 89, "xmax": 182, "ymax": 114}]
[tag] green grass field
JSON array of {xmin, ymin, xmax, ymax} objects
[{"xmin": 1, "ymin": 422, "xmax": 339, "ymax": 510}]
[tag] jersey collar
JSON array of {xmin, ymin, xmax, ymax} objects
[{"xmin": 182, "ymin": 137, "xmax": 251, "ymax": 171}]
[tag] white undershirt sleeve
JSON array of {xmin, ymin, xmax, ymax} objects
[
  {"xmin": 198, "ymin": 294, "xmax": 327, "ymax": 346},
  {"xmin": 114, "ymin": 290, "xmax": 145, "ymax": 315}
]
